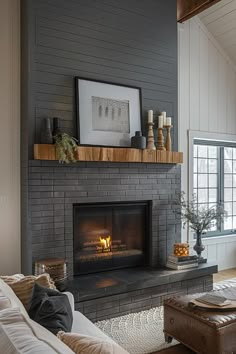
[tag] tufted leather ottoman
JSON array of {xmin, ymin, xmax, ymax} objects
[{"xmin": 163, "ymin": 288, "xmax": 236, "ymax": 354}]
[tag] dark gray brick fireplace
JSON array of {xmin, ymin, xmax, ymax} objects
[{"xmin": 29, "ymin": 160, "xmax": 181, "ymax": 277}]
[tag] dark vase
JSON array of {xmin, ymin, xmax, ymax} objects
[
  {"xmin": 131, "ymin": 131, "xmax": 146, "ymax": 149},
  {"xmin": 52, "ymin": 117, "xmax": 62, "ymax": 141},
  {"xmin": 40, "ymin": 118, "xmax": 53, "ymax": 144},
  {"xmin": 193, "ymin": 230, "xmax": 205, "ymax": 262}
]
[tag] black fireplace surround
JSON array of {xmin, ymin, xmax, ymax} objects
[{"xmin": 73, "ymin": 201, "xmax": 151, "ymax": 275}]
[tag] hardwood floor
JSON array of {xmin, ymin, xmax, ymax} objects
[{"xmin": 213, "ymin": 268, "xmax": 236, "ymax": 283}]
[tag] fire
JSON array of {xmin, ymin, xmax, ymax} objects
[{"xmin": 99, "ymin": 235, "xmax": 111, "ymax": 252}]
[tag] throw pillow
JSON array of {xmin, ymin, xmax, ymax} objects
[
  {"xmin": 57, "ymin": 331, "xmax": 129, "ymax": 354},
  {"xmin": 29, "ymin": 283, "xmax": 73, "ymax": 335},
  {"xmin": 0, "ymin": 274, "xmax": 56, "ymax": 310},
  {"xmin": 0, "ymin": 307, "xmax": 58, "ymax": 354}
]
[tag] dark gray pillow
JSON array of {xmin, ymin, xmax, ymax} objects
[{"xmin": 28, "ymin": 282, "xmax": 73, "ymax": 335}]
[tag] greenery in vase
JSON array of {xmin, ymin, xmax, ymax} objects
[
  {"xmin": 54, "ymin": 133, "xmax": 78, "ymax": 163},
  {"xmin": 174, "ymin": 192, "xmax": 226, "ymax": 234}
]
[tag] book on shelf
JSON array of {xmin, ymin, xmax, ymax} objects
[
  {"xmin": 168, "ymin": 254, "xmax": 198, "ymax": 263},
  {"xmin": 167, "ymin": 257, "xmax": 198, "ymax": 266},
  {"xmin": 166, "ymin": 261, "xmax": 199, "ymax": 270},
  {"xmin": 195, "ymin": 293, "xmax": 232, "ymax": 307}
]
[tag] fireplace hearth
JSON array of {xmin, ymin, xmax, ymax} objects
[{"xmin": 73, "ymin": 201, "xmax": 151, "ymax": 275}]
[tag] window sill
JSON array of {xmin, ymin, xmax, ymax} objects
[{"xmin": 189, "ymin": 233, "xmax": 236, "ymax": 246}]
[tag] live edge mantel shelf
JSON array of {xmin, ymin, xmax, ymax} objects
[{"xmin": 34, "ymin": 144, "xmax": 183, "ymax": 164}]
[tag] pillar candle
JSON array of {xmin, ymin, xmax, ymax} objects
[
  {"xmin": 148, "ymin": 110, "xmax": 153, "ymax": 123},
  {"xmin": 161, "ymin": 111, "xmax": 167, "ymax": 125},
  {"xmin": 158, "ymin": 115, "xmax": 163, "ymax": 128},
  {"xmin": 166, "ymin": 117, "xmax": 172, "ymax": 126}
]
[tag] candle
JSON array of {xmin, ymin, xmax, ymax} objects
[
  {"xmin": 158, "ymin": 115, "xmax": 163, "ymax": 128},
  {"xmin": 148, "ymin": 110, "xmax": 153, "ymax": 123},
  {"xmin": 166, "ymin": 117, "xmax": 172, "ymax": 126},
  {"xmin": 161, "ymin": 111, "xmax": 167, "ymax": 126}
]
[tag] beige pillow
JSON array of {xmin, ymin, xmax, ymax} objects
[
  {"xmin": 57, "ymin": 331, "xmax": 129, "ymax": 354},
  {"xmin": 0, "ymin": 274, "xmax": 56, "ymax": 310}
]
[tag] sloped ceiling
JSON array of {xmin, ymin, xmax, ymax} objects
[{"xmin": 199, "ymin": 0, "xmax": 236, "ymax": 65}]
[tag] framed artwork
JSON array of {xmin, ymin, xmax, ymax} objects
[{"xmin": 75, "ymin": 77, "xmax": 142, "ymax": 147}]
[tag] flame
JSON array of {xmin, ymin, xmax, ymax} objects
[{"xmin": 100, "ymin": 235, "xmax": 111, "ymax": 251}]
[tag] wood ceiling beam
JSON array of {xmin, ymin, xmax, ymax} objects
[{"xmin": 177, "ymin": 0, "xmax": 222, "ymax": 23}]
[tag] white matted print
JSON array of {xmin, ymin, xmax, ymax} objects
[{"xmin": 76, "ymin": 78, "xmax": 142, "ymax": 147}]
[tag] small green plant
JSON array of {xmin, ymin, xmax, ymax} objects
[{"xmin": 54, "ymin": 133, "xmax": 78, "ymax": 163}]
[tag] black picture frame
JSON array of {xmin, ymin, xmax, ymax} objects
[{"xmin": 75, "ymin": 77, "xmax": 142, "ymax": 147}]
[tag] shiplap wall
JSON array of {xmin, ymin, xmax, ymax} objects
[
  {"xmin": 0, "ymin": 0, "xmax": 20, "ymax": 274},
  {"xmin": 24, "ymin": 0, "xmax": 178, "ymax": 154},
  {"xmin": 178, "ymin": 16, "xmax": 236, "ymax": 270}
]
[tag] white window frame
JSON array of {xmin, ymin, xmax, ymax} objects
[{"xmin": 188, "ymin": 130, "xmax": 236, "ymax": 243}]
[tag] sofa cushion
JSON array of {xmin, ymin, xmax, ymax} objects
[
  {"xmin": 0, "ymin": 307, "xmax": 59, "ymax": 353},
  {"xmin": 57, "ymin": 331, "xmax": 129, "ymax": 354},
  {"xmin": 0, "ymin": 290, "xmax": 11, "ymax": 311},
  {"xmin": 29, "ymin": 283, "xmax": 73, "ymax": 335},
  {"xmin": 0, "ymin": 281, "xmax": 74, "ymax": 354},
  {"xmin": 0, "ymin": 274, "xmax": 56, "ymax": 310},
  {"xmin": 72, "ymin": 310, "xmax": 115, "ymax": 343}
]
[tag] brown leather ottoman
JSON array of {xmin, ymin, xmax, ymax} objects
[{"xmin": 163, "ymin": 288, "xmax": 236, "ymax": 354}]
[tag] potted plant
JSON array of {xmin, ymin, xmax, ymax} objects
[
  {"xmin": 174, "ymin": 192, "xmax": 226, "ymax": 262},
  {"xmin": 54, "ymin": 133, "xmax": 78, "ymax": 163}
]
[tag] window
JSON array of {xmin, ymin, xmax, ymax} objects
[{"xmin": 193, "ymin": 139, "xmax": 236, "ymax": 236}]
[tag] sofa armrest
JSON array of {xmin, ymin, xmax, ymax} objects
[{"xmin": 63, "ymin": 291, "xmax": 75, "ymax": 312}]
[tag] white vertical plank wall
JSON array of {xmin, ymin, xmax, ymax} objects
[{"xmin": 178, "ymin": 17, "xmax": 236, "ymax": 271}]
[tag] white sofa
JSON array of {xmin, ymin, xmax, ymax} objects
[{"xmin": 0, "ymin": 278, "xmax": 128, "ymax": 353}]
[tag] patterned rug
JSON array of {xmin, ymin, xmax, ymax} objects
[{"xmin": 95, "ymin": 306, "xmax": 178, "ymax": 354}]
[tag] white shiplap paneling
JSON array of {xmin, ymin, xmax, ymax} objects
[
  {"xmin": 199, "ymin": 0, "xmax": 236, "ymax": 66},
  {"xmin": 178, "ymin": 16, "xmax": 236, "ymax": 270}
]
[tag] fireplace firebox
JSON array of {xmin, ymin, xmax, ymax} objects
[{"xmin": 73, "ymin": 201, "xmax": 151, "ymax": 275}]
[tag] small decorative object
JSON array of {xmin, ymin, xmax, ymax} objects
[
  {"xmin": 54, "ymin": 133, "xmax": 78, "ymax": 163},
  {"xmin": 40, "ymin": 118, "xmax": 53, "ymax": 144},
  {"xmin": 35, "ymin": 258, "xmax": 68, "ymax": 291},
  {"xmin": 156, "ymin": 115, "xmax": 165, "ymax": 150},
  {"xmin": 52, "ymin": 117, "xmax": 62, "ymax": 141},
  {"xmin": 173, "ymin": 242, "xmax": 189, "ymax": 257},
  {"xmin": 75, "ymin": 77, "xmax": 142, "ymax": 147},
  {"xmin": 161, "ymin": 111, "xmax": 167, "ymax": 126},
  {"xmin": 164, "ymin": 124, "xmax": 172, "ymax": 151},
  {"xmin": 131, "ymin": 131, "xmax": 146, "ymax": 149},
  {"xmin": 147, "ymin": 122, "xmax": 156, "ymax": 150},
  {"xmin": 148, "ymin": 110, "xmax": 153, "ymax": 123},
  {"xmin": 174, "ymin": 192, "xmax": 226, "ymax": 262}
]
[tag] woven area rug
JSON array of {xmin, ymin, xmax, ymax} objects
[{"xmin": 95, "ymin": 306, "xmax": 178, "ymax": 354}]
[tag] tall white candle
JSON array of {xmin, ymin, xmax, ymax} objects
[
  {"xmin": 158, "ymin": 115, "xmax": 163, "ymax": 128},
  {"xmin": 161, "ymin": 111, "xmax": 167, "ymax": 125},
  {"xmin": 148, "ymin": 110, "xmax": 153, "ymax": 123},
  {"xmin": 166, "ymin": 117, "xmax": 172, "ymax": 126}
]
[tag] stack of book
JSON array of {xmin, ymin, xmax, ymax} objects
[{"xmin": 166, "ymin": 254, "xmax": 199, "ymax": 270}]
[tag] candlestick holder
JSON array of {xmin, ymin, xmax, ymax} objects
[
  {"xmin": 146, "ymin": 122, "xmax": 156, "ymax": 150},
  {"xmin": 157, "ymin": 127, "xmax": 165, "ymax": 150},
  {"xmin": 164, "ymin": 125, "xmax": 173, "ymax": 151}
]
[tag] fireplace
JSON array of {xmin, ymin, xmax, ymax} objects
[{"xmin": 73, "ymin": 201, "xmax": 151, "ymax": 275}]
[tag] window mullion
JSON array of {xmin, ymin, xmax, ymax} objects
[{"xmin": 219, "ymin": 147, "xmax": 224, "ymax": 232}]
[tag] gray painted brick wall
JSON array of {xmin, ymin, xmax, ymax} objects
[
  {"xmin": 29, "ymin": 161, "xmax": 181, "ymax": 276},
  {"xmin": 76, "ymin": 275, "xmax": 213, "ymax": 322}
]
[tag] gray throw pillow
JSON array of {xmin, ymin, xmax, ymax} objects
[{"xmin": 28, "ymin": 282, "xmax": 73, "ymax": 335}]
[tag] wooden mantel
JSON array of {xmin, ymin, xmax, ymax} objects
[{"xmin": 34, "ymin": 144, "xmax": 183, "ymax": 164}]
